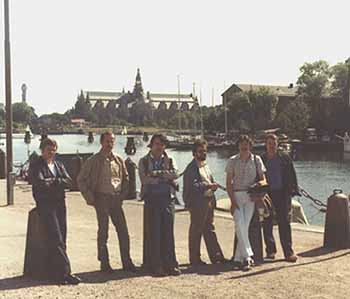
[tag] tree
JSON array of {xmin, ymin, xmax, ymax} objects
[
  {"xmin": 330, "ymin": 62, "xmax": 349, "ymax": 100},
  {"xmin": 227, "ymin": 92, "xmax": 252, "ymax": 131},
  {"xmin": 276, "ymin": 97, "xmax": 310, "ymax": 136},
  {"xmin": 202, "ymin": 106, "xmax": 224, "ymax": 133},
  {"xmin": 12, "ymin": 102, "xmax": 37, "ymax": 124},
  {"xmin": 0, "ymin": 108, "xmax": 5, "ymax": 127},
  {"xmin": 247, "ymin": 87, "xmax": 278, "ymax": 130},
  {"xmin": 297, "ymin": 60, "xmax": 331, "ymax": 99}
]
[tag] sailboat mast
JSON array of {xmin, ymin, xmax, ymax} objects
[
  {"xmin": 224, "ymin": 81, "xmax": 228, "ymax": 136},
  {"xmin": 200, "ymin": 88, "xmax": 204, "ymax": 138},
  {"xmin": 177, "ymin": 75, "xmax": 181, "ymax": 132},
  {"xmin": 212, "ymin": 88, "xmax": 214, "ymax": 107},
  {"xmin": 193, "ymin": 82, "xmax": 197, "ymax": 132}
]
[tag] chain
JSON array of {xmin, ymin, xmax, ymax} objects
[{"xmin": 298, "ymin": 186, "xmax": 327, "ymax": 213}]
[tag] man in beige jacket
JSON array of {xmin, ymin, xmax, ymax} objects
[{"xmin": 77, "ymin": 130, "xmax": 136, "ymax": 273}]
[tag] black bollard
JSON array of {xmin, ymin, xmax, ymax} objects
[
  {"xmin": 324, "ymin": 189, "xmax": 350, "ymax": 249},
  {"xmin": 125, "ymin": 137, "xmax": 136, "ymax": 155},
  {"xmin": 23, "ymin": 208, "xmax": 49, "ymax": 279},
  {"xmin": 125, "ymin": 158, "xmax": 137, "ymax": 199},
  {"xmin": 0, "ymin": 149, "xmax": 6, "ymax": 179}
]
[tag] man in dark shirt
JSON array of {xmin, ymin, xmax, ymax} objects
[{"xmin": 261, "ymin": 134, "xmax": 298, "ymax": 263}]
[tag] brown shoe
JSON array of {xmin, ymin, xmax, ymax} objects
[
  {"xmin": 265, "ymin": 253, "xmax": 276, "ymax": 260},
  {"xmin": 167, "ymin": 267, "xmax": 181, "ymax": 276},
  {"xmin": 285, "ymin": 254, "xmax": 298, "ymax": 263}
]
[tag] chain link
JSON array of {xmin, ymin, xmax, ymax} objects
[{"xmin": 298, "ymin": 186, "xmax": 327, "ymax": 213}]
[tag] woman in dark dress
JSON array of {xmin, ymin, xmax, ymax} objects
[{"xmin": 31, "ymin": 138, "xmax": 81, "ymax": 285}]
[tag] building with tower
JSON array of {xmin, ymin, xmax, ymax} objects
[{"xmin": 76, "ymin": 69, "xmax": 199, "ymax": 125}]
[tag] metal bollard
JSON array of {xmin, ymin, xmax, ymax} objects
[
  {"xmin": 23, "ymin": 208, "xmax": 49, "ymax": 279},
  {"xmin": 7, "ymin": 172, "xmax": 15, "ymax": 205},
  {"xmin": 0, "ymin": 149, "xmax": 6, "ymax": 179},
  {"xmin": 323, "ymin": 189, "xmax": 350, "ymax": 249},
  {"xmin": 125, "ymin": 158, "xmax": 137, "ymax": 200}
]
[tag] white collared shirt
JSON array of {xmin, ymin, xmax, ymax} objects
[{"xmin": 225, "ymin": 154, "xmax": 266, "ymax": 190}]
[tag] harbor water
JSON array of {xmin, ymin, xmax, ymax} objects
[{"xmin": 2, "ymin": 134, "xmax": 350, "ymax": 226}]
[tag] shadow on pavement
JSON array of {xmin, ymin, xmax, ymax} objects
[
  {"xmin": 298, "ymin": 246, "xmax": 337, "ymax": 257},
  {"xmin": 0, "ymin": 276, "xmax": 53, "ymax": 291},
  {"xmin": 76, "ymin": 268, "xmax": 146, "ymax": 283},
  {"xmin": 228, "ymin": 249, "xmax": 350, "ymax": 280}
]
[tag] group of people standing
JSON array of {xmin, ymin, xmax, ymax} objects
[{"xmin": 30, "ymin": 130, "xmax": 299, "ymax": 284}]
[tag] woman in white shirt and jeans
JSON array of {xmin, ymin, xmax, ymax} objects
[{"xmin": 225, "ymin": 135, "xmax": 266, "ymax": 271}]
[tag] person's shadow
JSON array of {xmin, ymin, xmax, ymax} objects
[
  {"xmin": 0, "ymin": 268, "xmax": 146, "ymax": 291},
  {"xmin": 227, "ymin": 247, "xmax": 350, "ymax": 280}
]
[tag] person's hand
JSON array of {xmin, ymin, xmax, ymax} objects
[
  {"xmin": 230, "ymin": 201, "xmax": 239, "ymax": 215},
  {"xmin": 209, "ymin": 183, "xmax": 219, "ymax": 191}
]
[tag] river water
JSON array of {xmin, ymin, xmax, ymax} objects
[{"xmin": 2, "ymin": 134, "xmax": 350, "ymax": 226}]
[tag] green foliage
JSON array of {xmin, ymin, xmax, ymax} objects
[
  {"xmin": 276, "ymin": 97, "xmax": 310, "ymax": 135},
  {"xmin": 12, "ymin": 102, "xmax": 37, "ymax": 124},
  {"xmin": 297, "ymin": 60, "xmax": 331, "ymax": 99},
  {"xmin": 0, "ymin": 109, "xmax": 4, "ymax": 127},
  {"xmin": 330, "ymin": 62, "xmax": 349, "ymax": 100},
  {"xmin": 247, "ymin": 87, "xmax": 278, "ymax": 130}
]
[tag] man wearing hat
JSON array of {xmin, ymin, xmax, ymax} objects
[{"xmin": 138, "ymin": 133, "xmax": 181, "ymax": 276}]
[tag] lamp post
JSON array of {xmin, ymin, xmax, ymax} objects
[
  {"xmin": 346, "ymin": 57, "xmax": 350, "ymax": 106},
  {"xmin": 4, "ymin": 0, "xmax": 14, "ymax": 205}
]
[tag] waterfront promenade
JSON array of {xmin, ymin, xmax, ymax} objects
[{"xmin": 0, "ymin": 180, "xmax": 349, "ymax": 299}]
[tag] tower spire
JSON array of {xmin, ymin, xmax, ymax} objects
[{"xmin": 133, "ymin": 68, "xmax": 144, "ymax": 99}]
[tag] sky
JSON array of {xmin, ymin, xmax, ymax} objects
[{"xmin": 0, "ymin": 0, "xmax": 350, "ymax": 115}]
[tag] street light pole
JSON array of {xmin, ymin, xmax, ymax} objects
[
  {"xmin": 346, "ymin": 58, "xmax": 350, "ymax": 106},
  {"xmin": 4, "ymin": 0, "xmax": 14, "ymax": 205}
]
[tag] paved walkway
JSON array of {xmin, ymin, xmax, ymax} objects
[{"xmin": 0, "ymin": 180, "xmax": 349, "ymax": 299}]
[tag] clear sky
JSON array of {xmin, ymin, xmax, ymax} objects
[{"xmin": 0, "ymin": 0, "xmax": 350, "ymax": 115}]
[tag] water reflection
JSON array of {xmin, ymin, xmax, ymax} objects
[{"xmin": 2, "ymin": 134, "xmax": 350, "ymax": 226}]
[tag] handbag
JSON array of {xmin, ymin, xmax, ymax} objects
[{"xmin": 250, "ymin": 155, "xmax": 274, "ymax": 222}]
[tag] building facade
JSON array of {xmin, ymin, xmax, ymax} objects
[{"xmin": 76, "ymin": 69, "xmax": 199, "ymax": 125}]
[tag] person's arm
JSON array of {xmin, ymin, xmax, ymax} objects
[
  {"xmin": 77, "ymin": 158, "xmax": 95, "ymax": 205},
  {"xmin": 226, "ymin": 171, "xmax": 238, "ymax": 214},
  {"xmin": 119, "ymin": 157, "xmax": 130, "ymax": 200},
  {"xmin": 31, "ymin": 162, "xmax": 55, "ymax": 191},
  {"xmin": 285, "ymin": 155, "xmax": 299, "ymax": 195},
  {"xmin": 56, "ymin": 162, "xmax": 72, "ymax": 189},
  {"xmin": 161, "ymin": 158, "xmax": 179, "ymax": 181},
  {"xmin": 138, "ymin": 158, "xmax": 160, "ymax": 185}
]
